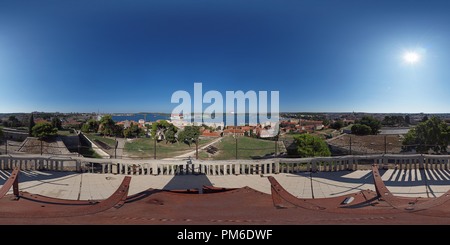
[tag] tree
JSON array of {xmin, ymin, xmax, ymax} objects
[
  {"xmin": 402, "ymin": 116, "xmax": 449, "ymax": 153},
  {"xmin": 402, "ymin": 128, "xmax": 419, "ymax": 152},
  {"xmin": 99, "ymin": 115, "xmax": 116, "ymax": 136},
  {"xmin": 32, "ymin": 122, "xmax": 57, "ymax": 139},
  {"xmin": 51, "ymin": 117, "xmax": 62, "ymax": 130},
  {"xmin": 178, "ymin": 126, "xmax": 200, "ymax": 146},
  {"xmin": 422, "ymin": 115, "xmax": 429, "ymax": 122},
  {"xmin": 357, "ymin": 116, "xmax": 381, "ymax": 135},
  {"xmin": 151, "ymin": 120, "xmax": 171, "ymax": 140},
  {"xmin": 164, "ymin": 125, "xmax": 178, "ymax": 143},
  {"xmin": 322, "ymin": 119, "xmax": 330, "ymax": 127},
  {"xmin": 113, "ymin": 124, "xmax": 124, "ymax": 137},
  {"xmin": 293, "ymin": 134, "xmax": 331, "ymax": 157},
  {"xmin": 4, "ymin": 116, "xmax": 21, "ymax": 127},
  {"xmin": 81, "ymin": 119, "xmax": 99, "ymax": 133},
  {"xmin": 29, "ymin": 113, "xmax": 35, "ymax": 136},
  {"xmin": 123, "ymin": 125, "xmax": 133, "ymax": 138},
  {"xmin": 351, "ymin": 124, "xmax": 372, "ymax": 135},
  {"xmin": 405, "ymin": 115, "xmax": 411, "ymax": 125},
  {"xmin": 123, "ymin": 123, "xmax": 143, "ymax": 138},
  {"xmin": 145, "ymin": 124, "xmax": 152, "ymax": 136},
  {"xmin": 330, "ymin": 120, "xmax": 344, "ymax": 130},
  {"xmin": 81, "ymin": 123, "xmax": 90, "ymax": 133},
  {"xmin": 382, "ymin": 115, "xmax": 406, "ymax": 126}
]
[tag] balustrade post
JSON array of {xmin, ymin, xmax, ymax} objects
[
  {"xmin": 234, "ymin": 163, "xmax": 239, "ymax": 175},
  {"xmin": 312, "ymin": 160, "xmax": 317, "ymax": 172},
  {"xmin": 274, "ymin": 159, "xmax": 280, "ymax": 174},
  {"xmin": 419, "ymin": 155, "xmax": 424, "ymax": 169}
]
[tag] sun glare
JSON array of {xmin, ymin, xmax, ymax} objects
[{"xmin": 403, "ymin": 51, "xmax": 420, "ymax": 64}]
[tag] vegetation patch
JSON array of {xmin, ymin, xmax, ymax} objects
[{"xmin": 202, "ymin": 136, "xmax": 281, "ymax": 160}]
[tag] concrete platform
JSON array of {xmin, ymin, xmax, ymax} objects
[{"xmin": 1, "ymin": 169, "xmax": 450, "ymax": 200}]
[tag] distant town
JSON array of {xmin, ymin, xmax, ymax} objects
[{"xmin": 1, "ymin": 111, "xmax": 448, "ymax": 160}]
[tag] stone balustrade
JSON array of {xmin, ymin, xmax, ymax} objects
[{"xmin": 0, "ymin": 153, "xmax": 449, "ymax": 175}]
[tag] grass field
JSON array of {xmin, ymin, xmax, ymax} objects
[
  {"xmin": 124, "ymin": 137, "xmax": 215, "ymax": 159},
  {"xmin": 78, "ymin": 147, "xmax": 102, "ymax": 158},
  {"xmin": 57, "ymin": 129, "xmax": 76, "ymax": 136},
  {"xmin": 84, "ymin": 134, "xmax": 117, "ymax": 148},
  {"xmin": 327, "ymin": 134, "xmax": 403, "ymax": 154},
  {"xmin": 201, "ymin": 136, "xmax": 281, "ymax": 160}
]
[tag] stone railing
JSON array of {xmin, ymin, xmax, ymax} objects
[
  {"xmin": 0, "ymin": 153, "xmax": 449, "ymax": 175},
  {"xmin": 0, "ymin": 154, "xmax": 81, "ymax": 172}
]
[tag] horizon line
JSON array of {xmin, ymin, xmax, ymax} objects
[{"xmin": 0, "ymin": 111, "xmax": 448, "ymax": 115}]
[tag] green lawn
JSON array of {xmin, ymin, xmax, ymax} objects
[
  {"xmin": 84, "ymin": 133, "xmax": 117, "ymax": 148},
  {"xmin": 57, "ymin": 129, "xmax": 76, "ymax": 136},
  {"xmin": 202, "ymin": 136, "xmax": 280, "ymax": 160},
  {"xmin": 280, "ymin": 129, "xmax": 340, "ymax": 141},
  {"xmin": 311, "ymin": 128, "xmax": 337, "ymax": 139},
  {"xmin": 124, "ymin": 137, "xmax": 215, "ymax": 159},
  {"xmin": 78, "ymin": 147, "xmax": 102, "ymax": 158}
]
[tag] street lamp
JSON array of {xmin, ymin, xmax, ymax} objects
[
  {"xmin": 194, "ymin": 137, "xmax": 198, "ymax": 160},
  {"xmin": 154, "ymin": 135, "xmax": 156, "ymax": 159},
  {"xmin": 234, "ymin": 129, "xmax": 238, "ymax": 160},
  {"xmin": 114, "ymin": 136, "xmax": 118, "ymax": 159}
]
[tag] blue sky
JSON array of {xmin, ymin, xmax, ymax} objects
[{"xmin": 1, "ymin": 0, "xmax": 450, "ymax": 113}]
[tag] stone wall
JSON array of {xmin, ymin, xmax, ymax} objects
[
  {"xmin": 2, "ymin": 128, "xmax": 28, "ymax": 141},
  {"xmin": 60, "ymin": 135, "xmax": 80, "ymax": 151},
  {"xmin": 79, "ymin": 133, "xmax": 110, "ymax": 159}
]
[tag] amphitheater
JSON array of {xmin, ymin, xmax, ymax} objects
[{"xmin": 1, "ymin": 153, "xmax": 450, "ymax": 224}]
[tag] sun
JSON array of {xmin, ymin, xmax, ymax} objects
[{"xmin": 403, "ymin": 51, "xmax": 420, "ymax": 64}]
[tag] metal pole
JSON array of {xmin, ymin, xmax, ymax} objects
[
  {"xmin": 5, "ymin": 139, "xmax": 7, "ymax": 154},
  {"xmin": 114, "ymin": 137, "xmax": 117, "ymax": 159},
  {"xmin": 384, "ymin": 135, "xmax": 387, "ymax": 154},
  {"xmin": 40, "ymin": 140, "xmax": 43, "ymax": 155},
  {"xmin": 349, "ymin": 136, "xmax": 352, "ymax": 155},
  {"xmin": 195, "ymin": 140, "xmax": 198, "ymax": 160},
  {"xmin": 274, "ymin": 136, "xmax": 277, "ymax": 156},
  {"xmin": 154, "ymin": 137, "xmax": 156, "ymax": 159},
  {"xmin": 235, "ymin": 137, "xmax": 238, "ymax": 160}
]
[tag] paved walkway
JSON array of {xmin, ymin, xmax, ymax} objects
[
  {"xmin": 162, "ymin": 137, "xmax": 222, "ymax": 160},
  {"xmin": 115, "ymin": 138, "xmax": 126, "ymax": 159},
  {"xmin": 1, "ymin": 169, "xmax": 450, "ymax": 200}
]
